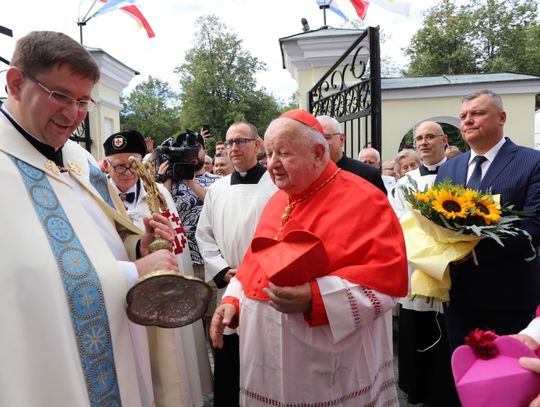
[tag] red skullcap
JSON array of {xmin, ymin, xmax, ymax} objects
[{"xmin": 280, "ymin": 109, "xmax": 324, "ymax": 135}]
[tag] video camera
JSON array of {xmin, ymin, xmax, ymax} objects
[{"xmin": 151, "ymin": 130, "xmax": 201, "ymax": 181}]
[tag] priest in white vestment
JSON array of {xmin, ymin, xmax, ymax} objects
[{"xmin": 0, "ymin": 31, "xmax": 178, "ymax": 407}]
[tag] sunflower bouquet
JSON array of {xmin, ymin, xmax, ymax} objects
[{"xmin": 398, "ymin": 178, "xmax": 523, "ymax": 302}]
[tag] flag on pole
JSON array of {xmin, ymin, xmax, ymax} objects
[
  {"xmin": 348, "ymin": 0, "xmax": 369, "ymax": 20},
  {"xmin": 316, "ymin": 0, "xmax": 349, "ymax": 22},
  {"xmin": 91, "ymin": 0, "xmax": 136, "ymax": 18},
  {"xmin": 91, "ymin": 0, "xmax": 155, "ymax": 37},
  {"xmin": 367, "ymin": 0, "xmax": 411, "ymax": 17}
]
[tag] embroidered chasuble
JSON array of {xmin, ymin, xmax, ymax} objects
[{"xmin": 0, "ymin": 117, "xmax": 147, "ymax": 406}]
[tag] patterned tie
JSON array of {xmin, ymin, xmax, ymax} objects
[
  {"xmin": 119, "ymin": 192, "xmax": 136, "ymax": 203},
  {"xmin": 466, "ymin": 155, "xmax": 487, "ymax": 190}
]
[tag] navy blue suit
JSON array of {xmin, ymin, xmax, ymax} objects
[{"xmin": 436, "ymin": 138, "xmax": 540, "ymax": 349}]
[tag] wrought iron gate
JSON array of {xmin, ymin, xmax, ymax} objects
[{"xmin": 308, "ymin": 26, "xmax": 381, "ymax": 158}]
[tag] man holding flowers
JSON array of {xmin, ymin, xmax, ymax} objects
[{"xmin": 436, "ymin": 90, "xmax": 540, "ymax": 350}]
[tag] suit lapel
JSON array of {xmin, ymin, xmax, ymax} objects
[
  {"xmin": 455, "ymin": 152, "xmax": 470, "ymax": 185},
  {"xmin": 480, "ymin": 139, "xmax": 517, "ymax": 190}
]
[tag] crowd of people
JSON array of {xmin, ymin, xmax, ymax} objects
[{"xmin": 2, "ymin": 30, "xmax": 540, "ymax": 407}]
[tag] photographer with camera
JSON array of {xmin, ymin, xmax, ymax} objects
[{"xmin": 154, "ymin": 130, "xmax": 220, "ymax": 309}]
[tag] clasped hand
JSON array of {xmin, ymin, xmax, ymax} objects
[{"xmin": 135, "ymin": 213, "xmax": 178, "ymax": 277}]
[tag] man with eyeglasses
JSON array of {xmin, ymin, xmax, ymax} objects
[
  {"xmin": 316, "ymin": 115, "xmax": 386, "ymax": 193},
  {"xmin": 0, "ymin": 31, "xmax": 179, "ymax": 406},
  {"xmin": 103, "ymin": 130, "xmax": 213, "ymax": 406},
  {"xmin": 197, "ymin": 121, "xmax": 277, "ymax": 406},
  {"xmin": 390, "ymin": 121, "xmax": 459, "ymax": 406}
]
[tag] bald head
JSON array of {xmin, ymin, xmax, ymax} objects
[
  {"xmin": 414, "ymin": 121, "xmax": 448, "ymax": 165},
  {"xmin": 264, "ymin": 117, "xmax": 329, "ymax": 195}
]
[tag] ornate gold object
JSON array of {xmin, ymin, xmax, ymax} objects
[{"xmin": 125, "ymin": 157, "xmax": 212, "ymax": 328}]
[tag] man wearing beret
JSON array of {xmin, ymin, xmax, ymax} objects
[
  {"xmin": 103, "ymin": 130, "xmax": 213, "ymax": 406},
  {"xmin": 211, "ymin": 109, "xmax": 408, "ymax": 406}
]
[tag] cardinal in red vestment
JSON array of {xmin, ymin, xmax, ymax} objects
[{"xmin": 210, "ymin": 109, "xmax": 407, "ymax": 407}]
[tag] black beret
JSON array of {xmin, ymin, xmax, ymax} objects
[{"xmin": 103, "ymin": 130, "xmax": 147, "ymax": 157}]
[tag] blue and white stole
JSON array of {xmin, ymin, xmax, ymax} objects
[{"xmin": 11, "ymin": 156, "xmax": 122, "ymax": 407}]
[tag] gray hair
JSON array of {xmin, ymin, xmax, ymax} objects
[
  {"xmin": 394, "ymin": 149, "xmax": 420, "ymax": 174},
  {"xmin": 462, "ymin": 90, "xmax": 504, "ymax": 112},
  {"xmin": 316, "ymin": 115, "xmax": 342, "ymax": 134}
]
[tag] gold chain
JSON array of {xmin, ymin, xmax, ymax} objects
[{"xmin": 275, "ymin": 167, "xmax": 341, "ymax": 240}]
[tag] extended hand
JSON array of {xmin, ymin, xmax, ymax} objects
[
  {"xmin": 263, "ymin": 282, "xmax": 312, "ymax": 314},
  {"xmin": 210, "ymin": 304, "xmax": 237, "ymax": 349}
]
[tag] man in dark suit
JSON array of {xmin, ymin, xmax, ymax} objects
[
  {"xmin": 436, "ymin": 90, "xmax": 540, "ymax": 350},
  {"xmin": 317, "ymin": 115, "xmax": 386, "ymax": 193}
]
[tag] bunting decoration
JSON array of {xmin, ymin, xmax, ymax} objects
[
  {"xmin": 369, "ymin": 0, "xmax": 411, "ymax": 17},
  {"xmin": 348, "ymin": 0, "xmax": 369, "ymax": 20},
  {"xmin": 91, "ymin": 0, "xmax": 155, "ymax": 38},
  {"xmin": 316, "ymin": 0, "xmax": 349, "ymax": 22}
]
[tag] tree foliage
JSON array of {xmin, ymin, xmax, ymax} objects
[
  {"xmin": 404, "ymin": 0, "xmax": 540, "ymax": 77},
  {"xmin": 120, "ymin": 76, "xmax": 181, "ymax": 145},
  {"xmin": 175, "ymin": 15, "xmax": 282, "ymax": 149}
]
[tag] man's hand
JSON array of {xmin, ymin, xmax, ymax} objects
[
  {"xmin": 200, "ymin": 127, "xmax": 211, "ymax": 140},
  {"xmin": 134, "ymin": 249, "xmax": 179, "ymax": 277},
  {"xmin": 224, "ymin": 268, "xmax": 237, "ymax": 283},
  {"xmin": 263, "ymin": 282, "xmax": 312, "ymax": 314},
  {"xmin": 139, "ymin": 213, "xmax": 175, "ymax": 257},
  {"xmin": 210, "ymin": 304, "xmax": 237, "ymax": 349},
  {"xmin": 157, "ymin": 161, "xmax": 169, "ymax": 177}
]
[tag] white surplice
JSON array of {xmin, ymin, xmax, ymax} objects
[{"xmin": 224, "ymin": 277, "xmax": 399, "ymax": 407}]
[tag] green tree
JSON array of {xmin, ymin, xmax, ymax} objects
[
  {"xmin": 175, "ymin": 14, "xmax": 281, "ymax": 151},
  {"xmin": 404, "ymin": 0, "xmax": 540, "ymax": 77},
  {"xmin": 404, "ymin": 0, "xmax": 478, "ymax": 76},
  {"xmin": 120, "ymin": 76, "xmax": 181, "ymax": 145}
]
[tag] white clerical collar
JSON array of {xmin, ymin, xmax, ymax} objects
[{"xmin": 423, "ymin": 156, "xmax": 447, "ymax": 171}]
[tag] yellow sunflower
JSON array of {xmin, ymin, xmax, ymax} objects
[
  {"xmin": 431, "ymin": 190, "xmax": 473, "ymax": 219},
  {"xmin": 472, "ymin": 196, "xmax": 501, "ymax": 224},
  {"xmin": 413, "ymin": 191, "xmax": 431, "ymax": 203}
]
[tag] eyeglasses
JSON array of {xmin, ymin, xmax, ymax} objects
[
  {"xmin": 323, "ymin": 132, "xmax": 341, "ymax": 140},
  {"xmin": 414, "ymin": 134, "xmax": 443, "ymax": 143},
  {"xmin": 107, "ymin": 160, "xmax": 135, "ymax": 174},
  {"xmin": 20, "ymin": 69, "xmax": 96, "ymax": 113},
  {"xmin": 223, "ymin": 138, "xmax": 256, "ymax": 148}
]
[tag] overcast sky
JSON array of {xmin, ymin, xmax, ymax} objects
[{"xmin": 1, "ymin": 0, "xmax": 438, "ymax": 101}]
